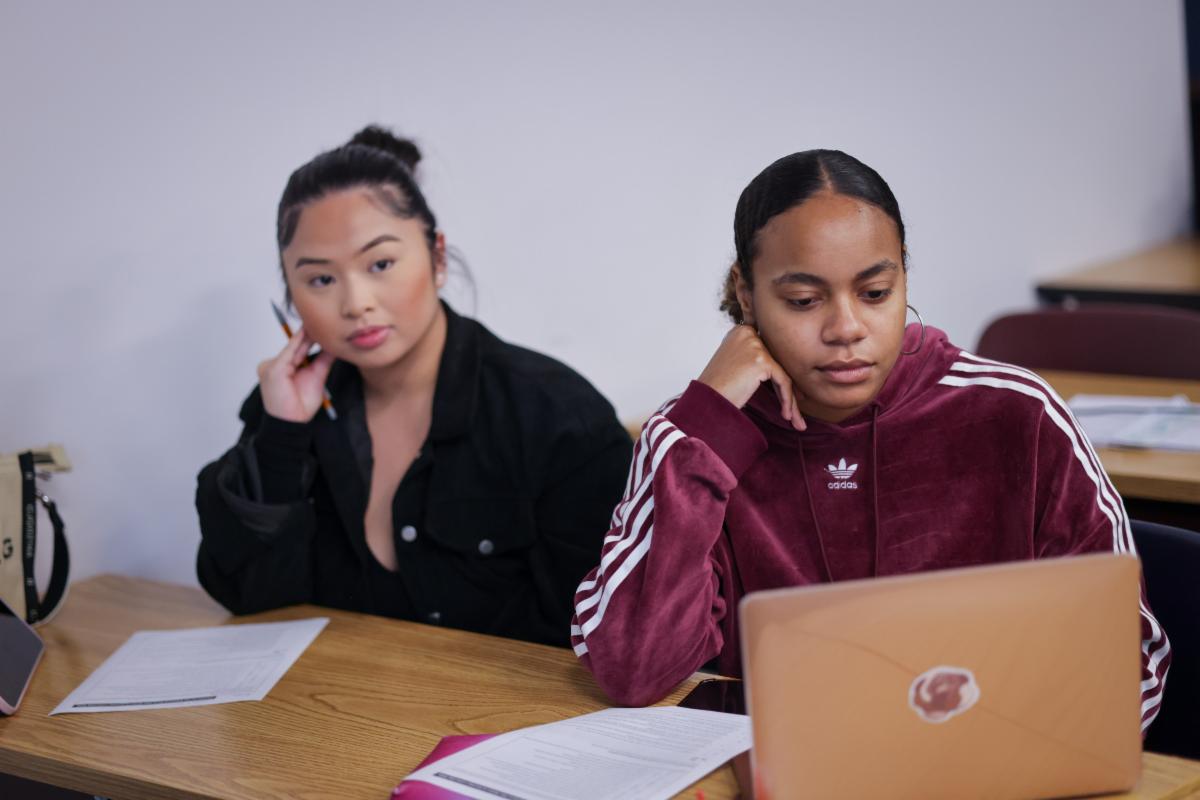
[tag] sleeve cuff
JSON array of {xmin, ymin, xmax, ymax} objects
[
  {"xmin": 254, "ymin": 413, "xmax": 314, "ymax": 455},
  {"xmin": 667, "ymin": 381, "xmax": 767, "ymax": 478}
]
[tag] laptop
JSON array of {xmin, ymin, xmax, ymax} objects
[{"xmin": 738, "ymin": 553, "xmax": 1143, "ymax": 800}]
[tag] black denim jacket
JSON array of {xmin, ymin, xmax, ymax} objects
[{"xmin": 195, "ymin": 304, "xmax": 632, "ymax": 647}]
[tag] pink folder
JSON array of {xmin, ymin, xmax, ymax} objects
[{"xmin": 391, "ymin": 733, "xmax": 497, "ymax": 799}]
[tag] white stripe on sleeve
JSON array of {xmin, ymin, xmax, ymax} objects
[{"xmin": 573, "ymin": 404, "xmax": 687, "ymax": 640}]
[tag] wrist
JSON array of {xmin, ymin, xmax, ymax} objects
[
  {"xmin": 696, "ymin": 377, "xmax": 752, "ymax": 411},
  {"xmin": 260, "ymin": 391, "xmax": 314, "ymax": 424}
]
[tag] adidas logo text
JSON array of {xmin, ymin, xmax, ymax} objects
[{"xmin": 825, "ymin": 458, "xmax": 859, "ymax": 490}]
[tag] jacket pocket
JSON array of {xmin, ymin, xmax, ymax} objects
[
  {"xmin": 424, "ymin": 496, "xmax": 537, "ymax": 558},
  {"xmin": 413, "ymin": 497, "xmax": 540, "ymax": 634}
]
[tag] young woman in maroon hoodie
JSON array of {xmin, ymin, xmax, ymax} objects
[{"xmin": 569, "ymin": 150, "xmax": 1170, "ymax": 732}]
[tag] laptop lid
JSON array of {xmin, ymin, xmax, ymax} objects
[{"xmin": 739, "ymin": 553, "xmax": 1142, "ymax": 800}]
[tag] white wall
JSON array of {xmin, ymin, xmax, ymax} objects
[{"xmin": 0, "ymin": 1, "xmax": 1190, "ymax": 587}]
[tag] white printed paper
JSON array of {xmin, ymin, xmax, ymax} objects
[
  {"xmin": 405, "ymin": 706, "xmax": 751, "ymax": 800},
  {"xmin": 51, "ymin": 617, "xmax": 328, "ymax": 714},
  {"xmin": 1069, "ymin": 394, "xmax": 1200, "ymax": 451}
]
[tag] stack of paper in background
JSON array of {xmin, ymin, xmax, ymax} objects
[{"xmin": 1069, "ymin": 394, "xmax": 1200, "ymax": 451}]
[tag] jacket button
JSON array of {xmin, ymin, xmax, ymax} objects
[
  {"xmin": 400, "ymin": 525, "xmax": 418, "ymax": 543},
  {"xmin": 427, "ymin": 610, "xmax": 442, "ymax": 624},
  {"xmin": 478, "ymin": 538, "xmax": 495, "ymax": 556}
]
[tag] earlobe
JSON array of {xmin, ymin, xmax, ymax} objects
[
  {"xmin": 434, "ymin": 231, "xmax": 448, "ymax": 287},
  {"xmin": 733, "ymin": 264, "xmax": 755, "ymax": 326}
]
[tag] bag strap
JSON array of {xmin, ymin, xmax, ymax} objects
[{"xmin": 17, "ymin": 451, "xmax": 70, "ymax": 625}]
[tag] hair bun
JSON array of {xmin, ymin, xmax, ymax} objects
[{"xmin": 347, "ymin": 125, "xmax": 422, "ymax": 171}]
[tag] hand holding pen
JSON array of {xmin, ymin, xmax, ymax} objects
[{"xmin": 258, "ymin": 301, "xmax": 337, "ymax": 422}]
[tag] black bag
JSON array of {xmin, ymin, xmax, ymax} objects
[{"xmin": 0, "ymin": 446, "xmax": 70, "ymax": 625}]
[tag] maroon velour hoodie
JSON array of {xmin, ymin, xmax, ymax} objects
[{"xmin": 570, "ymin": 324, "xmax": 1169, "ymax": 733}]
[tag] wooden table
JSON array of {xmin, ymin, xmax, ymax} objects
[
  {"xmin": 1038, "ymin": 370, "xmax": 1200, "ymax": 505},
  {"xmin": 1037, "ymin": 239, "xmax": 1200, "ymax": 311},
  {"xmin": 0, "ymin": 575, "xmax": 737, "ymax": 800},
  {"xmin": 3, "ymin": 576, "xmax": 1199, "ymax": 800}
]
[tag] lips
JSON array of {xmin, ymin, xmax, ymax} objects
[
  {"xmin": 816, "ymin": 359, "xmax": 874, "ymax": 385},
  {"xmin": 347, "ymin": 325, "xmax": 391, "ymax": 350}
]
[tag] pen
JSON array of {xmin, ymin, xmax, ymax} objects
[{"xmin": 270, "ymin": 300, "xmax": 337, "ymax": 420}]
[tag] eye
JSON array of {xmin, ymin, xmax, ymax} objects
[
  {"xmin": 369, "ymin": 259, "xmax": 394, "ymax": 273},
  {"xmin": 861, "ymin": 288, "xmax": 892, "ymax": 303},
  {"xmin": 785, "ymin": 297, "xmax": 819, "ymax": 310},
  {"xmin": 307, "ymin": 275, "xmax": 334, "ymax": 288}
]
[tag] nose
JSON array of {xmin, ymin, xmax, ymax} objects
[
  {"xmin": 823, "ymin": 294, "xmax": 868, "ymax": 346},
  {"xmin": 340, "ymin": 275, "xmax": 375, "ymax": 319}
]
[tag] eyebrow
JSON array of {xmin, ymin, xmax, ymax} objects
[
  {"xmin": 293, "ymin": 235, "xmax": 402, "ymax": 269},
  {"xmin": 771, "ymin": 259, "xmax": 900, "ymax": 288}
]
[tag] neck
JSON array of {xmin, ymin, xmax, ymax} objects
[{"xmin": 359, "ymin": 303, "xmax": 448, "ymax": 402}]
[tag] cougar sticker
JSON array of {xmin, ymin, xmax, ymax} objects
[{"xmin": 908, "ymin": 665, "xmax": 980, "ymax": 723}]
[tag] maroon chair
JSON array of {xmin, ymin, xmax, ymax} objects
[{"xmin": 974, "ymin": 306, "xmax": 1200, "ymax": 380}]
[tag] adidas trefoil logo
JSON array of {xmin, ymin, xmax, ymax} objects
[
  {"xmin": 825, "ymin": 458, "xmax": 859, "ymax": 490},
  {"xmin": 826, "ymin": 458, "xmax": 857, "ymax": 479}
]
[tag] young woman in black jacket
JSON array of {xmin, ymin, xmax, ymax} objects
[{"xmin": 196, "ymin": 126, "xmax": 632, "ymax": 647}]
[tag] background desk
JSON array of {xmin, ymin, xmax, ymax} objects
[
  {"xmin": 3, "ymin": 577, "xmax": 1199, "ymax": 800},
  {"xmin": 1038, "ymin": 370, "xmax": 1200, "ymax": 506},
  {"xmin": 1036, "ymin": 239, "xmax": 1200, "ymax": 311}
]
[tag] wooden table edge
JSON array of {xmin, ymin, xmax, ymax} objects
[{"xmin": 0, "ymin": 750, "xmax": 214, "ymax": 800}]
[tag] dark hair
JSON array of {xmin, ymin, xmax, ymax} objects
[
  {"xmin": 720, "ymin": 149, "xmax": 907, "ymax": 324},
  {"xmin": 276, "ymin": 125, "xmax": 440, "ymax": 303}
]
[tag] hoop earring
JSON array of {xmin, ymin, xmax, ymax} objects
[{"xmin": 900, "ymin": 304, "xmax": 925, "ymax": 356}]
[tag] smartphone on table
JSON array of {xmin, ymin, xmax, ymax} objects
[{"xmin": 0, "ymin": 596, "xmax": 45, "ymax": 715}]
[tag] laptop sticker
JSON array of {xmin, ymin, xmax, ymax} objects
[{"xmin": 908, "ymin": 665, "xmax": 980, "ymax": 723}]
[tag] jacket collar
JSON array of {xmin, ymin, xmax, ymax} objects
[{"xmin": 428, "ymin": 301, "xmax": 481, "ymax": 442}]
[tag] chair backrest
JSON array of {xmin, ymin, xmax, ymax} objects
[
  {"xmin": 1133, "ymin": 519, "xmax": 1200, "ymax": 759},
  {"xmin": 975, "ymin": 306, "xmax": 1200, "ymax": 380}
]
